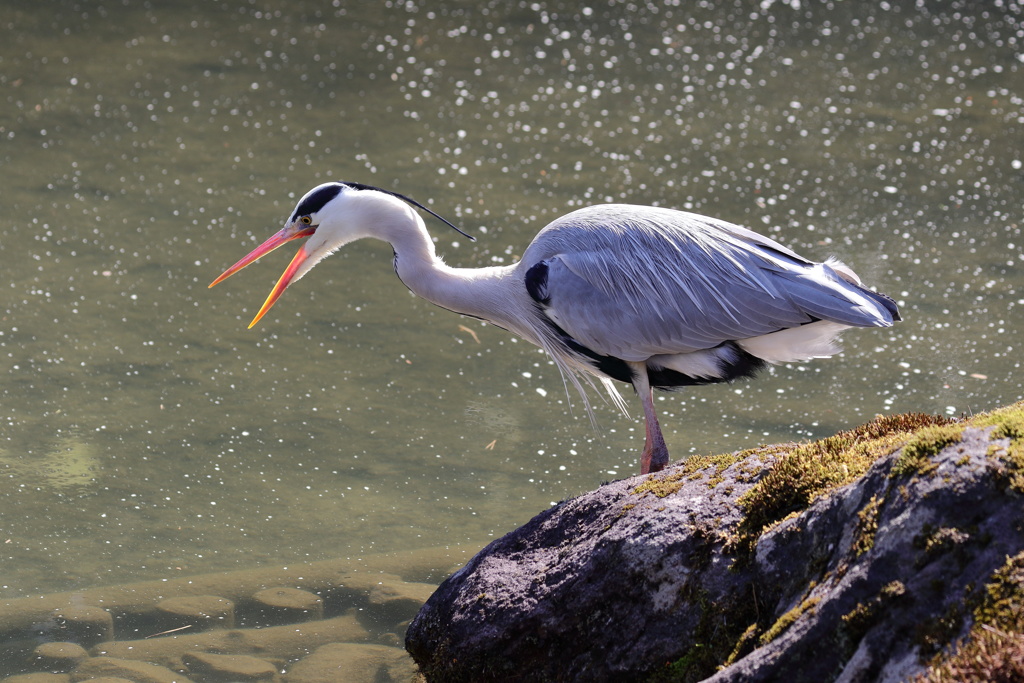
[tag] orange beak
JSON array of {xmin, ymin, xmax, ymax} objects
[{"xmin": 209, "ymin": 222, "xmax": 317, "ymax": 328}]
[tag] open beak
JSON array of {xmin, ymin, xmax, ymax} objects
[{"xmin": 209, "ymin": 222, "xmax": 317, "ymax": 328}]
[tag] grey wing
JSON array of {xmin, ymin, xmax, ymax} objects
[{"xmin": 525, "ymin": 205, "xmax": 896, "ymax": 362}]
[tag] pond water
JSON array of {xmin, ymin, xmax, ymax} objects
[{"xmin": 0, "ymin": 0, "xmax": 1021, "ymax": 603}]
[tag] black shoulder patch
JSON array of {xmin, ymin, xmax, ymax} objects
[
  {"xmin": 524, "ymin": 261, "xmax": 550, "ymax": 305},
  {"xmin": 291, "ymin": 183, "xmax": 344, "ymax": 220}
]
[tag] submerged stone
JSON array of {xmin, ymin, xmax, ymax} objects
[
  {"xmin": 155, "ymin": 596, "xmax": 235, "ymax": 631},
  {"xmin": 181, "ymin": 652, "xmax": 278, "ymax": 682},
  {"xmin": 70, "ymin": 656, "xmax": 189, "ymax": 683},
  {"xmin": 283, "ymin": 643, "xmax": 416, "ymax": 683},
  {"xmin": 250, "ymin": 587, "xmax": 324, "ymax": 626},
  {"xmin": 31, "ymin": 642, "xmax": 88, "ymax": 672}
]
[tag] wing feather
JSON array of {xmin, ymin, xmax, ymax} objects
[{"xmin": 521, "ymin": 205, "xmax": 896, "ymax": 362}]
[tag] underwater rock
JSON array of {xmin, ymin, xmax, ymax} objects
[
  {"xmin": 363, "ymin": 574, "xmax": 437, "ymax": 626},
  {"xmin": 31, "ymin": 642, "xmax": 88, "ymax": 672},
  {"xmin": 70, "ymin": 656, "xmax": 189, "ymax": 683},
  {"xmin": 91, "ymin": 614, "xmax": 367, "ymax": 670},
  {"xmin": 282, "ymin": 643, "xmax": 416, "ymax": 683},
  {"xmin": 181, "ymin": 652, "xmax": 279, "ymax": 682},
  {"xmin": 1, "ymin": 674, "xmax": 70, "ymax": 683},
  {"xmin": 0, "ymin": 544, "xmax": 473, "ymax": 682},
  {"xmin": 406, "ymin": 405, "xmax": 1024, "ymax": 682},
  {"xmin": 155, "ymin": 596, "xmax": 235, "ymax": 631},
  {"xmin": 35, "ymin": 606, "xmax": 113, "ymax": 649},
  {"xmin": 250, "ymin": 588, "xmax": 324, "ymax": 626},
  {"xmin": 0, "ymin": 545, "xmax": 472, "ymax": 647}
]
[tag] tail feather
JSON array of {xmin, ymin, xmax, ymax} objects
[
  {"xmin": 824, "ymin": 257, "xmax": 901, "ymax": 323},
  {"xmin": 737, "ymin": 320, "xmax": 849, "ymax": 364}
]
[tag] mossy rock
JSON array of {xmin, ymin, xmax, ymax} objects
[{"xmin": 654, "ymin": 402, "xmax": 1024, "ymax": 682}]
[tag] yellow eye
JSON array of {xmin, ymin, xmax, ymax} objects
[{"xmin": 300, "ymin": 216, "xmax": 312, "ymax": 225}]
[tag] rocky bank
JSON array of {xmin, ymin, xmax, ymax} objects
[{"xmin": 407, "ymin": 402, "xmax": 1024, "ymax": 682}]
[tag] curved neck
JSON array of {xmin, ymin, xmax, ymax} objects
[{"xmin": 379, "ymin": 212, "xmax": 514, "ymax": 323}]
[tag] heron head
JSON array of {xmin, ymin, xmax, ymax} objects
[
  {"xmin": 208, "ymin": 183, "xmax": 352, "ymax": 328},
  {"xmin": 209, "ymin": 182, "xmax": 472, "ymax": 328}
]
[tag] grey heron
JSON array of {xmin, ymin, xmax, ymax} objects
[{"xmin": 210, "ymin": 182, "xmax": 900, "ymax": 474}]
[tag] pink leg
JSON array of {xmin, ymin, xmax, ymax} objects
[
  {"xmin": 639, "ymin": 387, "xmax": 669, "ymax": 474},
  {"xmin": 630, "ymin": 362, "xmax": 670, "ymax": 474}
]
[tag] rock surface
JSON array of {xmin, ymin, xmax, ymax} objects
[{"xmin": 407, "ymin": 404, "xmax": 1024, "ymax": 682}]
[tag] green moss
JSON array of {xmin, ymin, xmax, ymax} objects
[
  {"xmin": 891, "ymin": 424, "xmax": 965, "ymax": 478},
  {"xmin": 632, "ymin": 471, "xmax": 689, "ymax": 498},
  {"xmin": 841, "ymin": 580, "xmax": 906, "ymax": 633},
  {"xmin": 730, "ymin": 413, "xmax": 952, "ymax": 558},
  {"xmin": 975, "ymin": 551, "xmax": 1024, "ymax": 631},
  {"xmin": 885, "ymin": 402, "xmax": 1024, "ymax": 489},
  {"xmin": 975, "ymin": 403, "xmax": 1024, "ymax": 441},
  {"xmin": 722, "ymin": 623, "xmax": 761, "ymax": 668},
  {"xmin": 916, "ymin": 552, "xmax": 1024, "ymax": 681},
  {"xmin": 974, "ymin": 403, "xmax": 1024, "ymax": 492},
  {"xmin": 913, "ymin": 526, "xmax": 972, "ymax": 570},
  {"xmin": 852, "ymin": 494, "xmax": 883, "ymax": 557},
  {"xmin": 758, "ymin": 596, "xmax": 821, "ymax": 646},
  {"xmin": 632, "ymin": 452, "xmax": 747, "ymax": 498}
]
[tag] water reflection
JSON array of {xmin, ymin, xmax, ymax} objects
[{"xmin": 0, "ymin": 0, "xmax": 1021, "ymax": 607}]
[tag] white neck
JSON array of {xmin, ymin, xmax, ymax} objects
[{"xmin": 363, "ymin": 198, "xmax": 519, "ymax": 326}]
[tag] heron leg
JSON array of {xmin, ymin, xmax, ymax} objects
[{"xmin": 629, "ymin": 362, "xmax": 670, "ymax": 474}]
